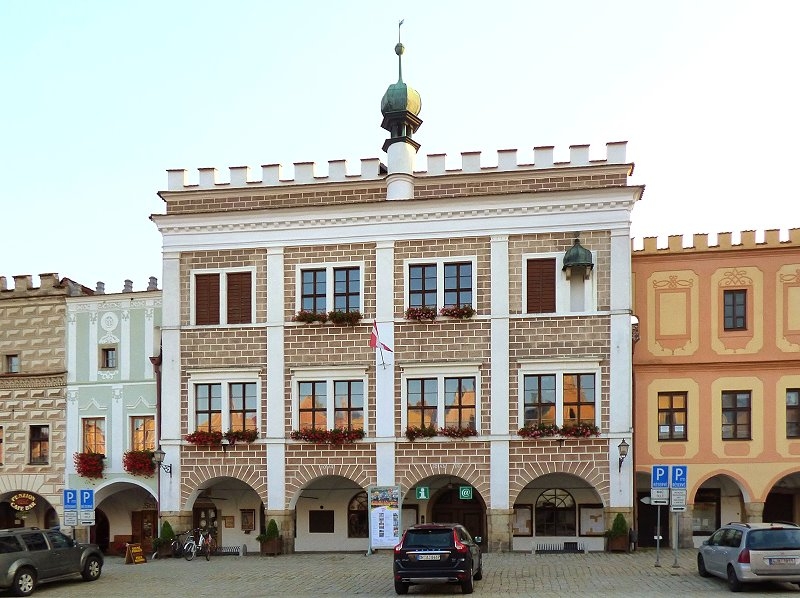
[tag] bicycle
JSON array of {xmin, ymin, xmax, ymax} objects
[
  {"xmin": 151, "ymin": 530, "xmax": 188, "ymax": 560},
  {"xmin": 183, "ymin": 528, "xmax": 216, "ymax": 561}
]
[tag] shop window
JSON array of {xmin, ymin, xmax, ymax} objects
[
  {"xmin": 692, "ymin": 488, "xmax": 721, "ymax": 535},
  {"xmin": 309, "ymin": 510, "xmax": 334, "ymax": 534},
  {"xmin": 535, "ymin": 488, "xmax": 576, "ymax": 536}
]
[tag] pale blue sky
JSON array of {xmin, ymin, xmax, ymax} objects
[{"xmin": 1, "ymin": 1, "xmax": 797, "ymax": 290}]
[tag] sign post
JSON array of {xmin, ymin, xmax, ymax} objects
[
  {"xmin": 670, "ymin": 466, "xmax": 688, "ymax": 568},
  {"xmin": 651, "ymin": 466, "xmax": 669, "ymax": 567},
  {"xmin": 79, "ymin": 489, "xmax": 95, "ymax": 526},
  {"xmin": 63, "ymin": 489, "xmax": 78, "ymax": 527}
]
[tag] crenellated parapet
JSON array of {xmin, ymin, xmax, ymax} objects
[
  {"xmin": 164, "ymin": 142, "xmax": 629, "ymax": 191},
  {"xmin": 0, "ymin": 275, "xmax": 159, "ymax": 297},
  {"xmin": 632, "ymin": 228, "xmax": 800, "ymax": 254}
]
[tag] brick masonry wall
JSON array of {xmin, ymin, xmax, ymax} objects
[
  {"xmin": 509, "ymin": 316, "xmax": 611, "ymax": 432},
  {"xmin": 162, "ymin": 171, "xmax": 628, "ymax": 216},
  {"xmin": 508, "ymin": 439, "xmax": 611, "ymax": 505},
  {"xmin": 393, "ymin": 237, "xmax": 491, "ymax": 319},
  {"xmin": 508, "ymin": 230, "xmax": 612, "ymax": 313},
  {"xmin": 283, "ymin": 243, "xmax": 376, "ymax": 320},
  {"xmin": 179, "ymin": 249, "xmax": 267, "ymax": 325}
]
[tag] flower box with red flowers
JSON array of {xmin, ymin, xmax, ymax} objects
[
  {"xmin": 289, "ymin": 427, "xmax": 365, "ymax": 445},
  {"xmin": 439, "ymin": 305, "xmax": 476, "ymax": 319},
  {"xmin": 327, "ymin": 310, "xmax": 362, "ymax": 326},
  {"xmin": 517, "ymin": 423, "xmax": 561, "ymax": 439},
  {"xmin": 559, "ymin": 423, "xmax": 601, "ymax": 438},
  {"xmin": 292, "ymin": 310, "xmax": 328, "ymax": 324},
  {"xmin": 74, "ymin": 451, "xmax": 105, "ymax": 478},
  {"xmin": 184, "ymin": 430, "xmax": 224, "ymax": 446},
  {"xmin": 223, "ymin": 429, "xmax": 259, "ymax": 444},
  {"xmin": 123, "ymin": 450, "xmax": 155, "ymax": 476},
  {"xmin": 405, "ymin": 306, "xmax": 437, "ymax": 321},
  {"xmin": 437, "ymin": 425, "xmax": 478, "ymax": 439},
  {"xmin": 405, "ymin": 425, "xmax": 438, "ymax": 441}
]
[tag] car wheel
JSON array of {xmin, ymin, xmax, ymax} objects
[
  {"xmin": 394, "ymin": 580, "xmax": 409, "ymax": 595},
  {"xmin": 82, "ymin": 555, "xmax": 102, "ymax": 581},
  {"xmin": 473, "ymin": 562, "xmax": 483, "ymax": 581},
  {"xmin": 697, "ymin": 554, "xmax": 709, "ymax": 577},
  {"xmin": 461, "ymin": 568, "xmax": 474, "ymax": 594},
  {"xmin": 12, "ymin": 567, "xmax": 36, "ymax": 597},
  {"xmin": 727, "ymin": 565, "xmax": 743, "ymax": 592}
]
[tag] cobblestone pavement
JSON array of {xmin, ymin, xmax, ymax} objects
[{"xmin": 10, "ymin": 549, "xmax": 800, "ymax": 598}]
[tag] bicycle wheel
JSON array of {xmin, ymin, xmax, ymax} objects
[
  {"xmin": 184, "ymin": 542, "xmax": 196, "ymax": 561},
  {"xmin": 204, "ymin": 540, "xmax": 210, "ymax": 561}
]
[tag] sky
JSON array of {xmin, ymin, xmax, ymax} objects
[{"xmin": 1, "ymin": 1, "xmax": 798, "ymax": 291}]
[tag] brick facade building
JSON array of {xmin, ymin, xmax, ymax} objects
[{"xmin": 151, "ymin": 46, "xmax": 642, "ymax": 553}]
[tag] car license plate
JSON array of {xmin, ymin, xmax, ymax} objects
[
  {"xmin": 769, "ymin": 557, "xmax": 798, "ymax": 565},
  {"xmin": 417, "ymin": 554, "xmax": 440, "ymax": 561}
]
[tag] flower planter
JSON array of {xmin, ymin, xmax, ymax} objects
[
  {"xmin": 260, "ymin": 538, "xmax": 281, "ymax": 556},
  {"xmin": 184, "ymin": 430, "xmax": 223, "ymax": 446},
  {"xmin": 123, "ymin": 450, "xmax": 155, "ymax": 476},
  {"xmin": 290, "ymin": 427, "xmax": 365, "ymax": 444},
  {"xmin": 74, "ymin": 452, "xmax": 105, "ymax": 478}
]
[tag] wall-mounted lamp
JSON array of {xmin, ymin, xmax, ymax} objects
[
  {"xmin": 221, "ymin": 438, "xmax": 230, "ymax": 453},
  {"xmin": 152, "ymin": 446, "xmax": 172, "ymax": 478},
  {"xmin": 617, "ymin": 439, "xmax": 630, "ymax": 472}
]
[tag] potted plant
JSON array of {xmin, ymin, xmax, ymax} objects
[
  {"xmin": 153, "ymin": 520, "xmax": 176, "ymax": 557},
  {"xmin": 606, "ymin": 513, "xmax": 630, "ymax": 552},
  {"xmin": 73, "ymin": 451, "xmax": 105, "ymax": 478},
  {"xmin": 327, "ymin": 309, "xmax": 362, "ymax": 326},
  {"xmin": 257, "ymin": 519, "xmax": 281, "ymax": 556},
  {"xmin": 122, "ymin": 449, "xmax": 155, "ymax": 476},
  {"xmin": 405, "ymin": 306, "xmax": 437, "ymax": 321}
]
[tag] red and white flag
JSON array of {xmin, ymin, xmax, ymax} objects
[{"xmin": 369, "ymin": 321, "xmax": 393, "ymax": 352}]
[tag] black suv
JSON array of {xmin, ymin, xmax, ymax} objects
[
  {"xmin": 0, "ymin": 527, "xmax": 103, "ymax": 596},
  {"xmin": 393, "ymin": 523, "xmax": 482, "ymax": 594}
]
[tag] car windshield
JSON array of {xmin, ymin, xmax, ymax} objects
[
  {"xmin": 747, "ymin": 529, "xmax": 800, "ymax": 550},
  {"xmin": 404, "ymin": 529, "xmax": 452, "ymax": 549}
]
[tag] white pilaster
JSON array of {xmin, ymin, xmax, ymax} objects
[
  {"xmin": 490, "ymin": 441, "xmax": 510, "ymax": 509},
  {"xmin": 111, "ymin": 385, "xmax": 124, "ymax": 469},
  {"xmin": 266, "ymin": 247, "xmax": 285, "ymax": 438},
  {"xmin": 121, "ymin": 308, "xmax": 131, "ymax": 381},
  {"xmin": 375, "ymin": 241, "xmax": 396, "ymax": 484},
  {"xmin": 267, "ymin": 444, "xmax": 286, "ymax": 511},
  {"xmin": 67, "ymin": 312, "xmax": 77, "ymax": 383},
  {"xmin": 160, "ymin": 252, "xmax": 182, "ymax": 514},
  {"xmin": 490, "ymin": 235, "xmax": 510, "ymax": 435}
]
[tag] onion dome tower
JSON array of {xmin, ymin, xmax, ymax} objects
[{"xmin": 380, "ymin": 22, "xmax": 422, "ymax": 200}]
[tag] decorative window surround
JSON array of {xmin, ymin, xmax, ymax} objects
[
  {"xmin": 517, "ymin": 360, "xmax": 602, "ymax": 429},
  {"xmin": 404, "ymin": 256, "xmax": 477, "ymax": 311},
  {"xmin": 291, "ymin": 366, "xmax": 368, "ymax": 432},
  {"xmin": 187, "ymin": 369, "xmax": 262, "ymax": 433},
  {"xmin": 294, "ymin": 262, "xmax": 364, "ymax": 315},
  {"xmin": 400, "ymin": 362, "xmax": 482, "ymax": 433}
]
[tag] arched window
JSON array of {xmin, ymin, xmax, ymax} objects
[
  {"xmin": 535, "ymin": 488, "xmax": 576, "ymax": 536},
  {"xmin": 347, "ymin": 491, "xmax": 368, "ymax": 538}
]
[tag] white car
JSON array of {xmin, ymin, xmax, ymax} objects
[{"xmin": 697, "ymin": 522, "xmax": 800, "ymax": 592}]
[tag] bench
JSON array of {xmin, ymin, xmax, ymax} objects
[
  {"xmin": 535, "ymin": 541, "xmax": 584, "ymax": 554},
  {"xmin": 214, "ymin": 545, "xmax": 245, "ymax": 556}
]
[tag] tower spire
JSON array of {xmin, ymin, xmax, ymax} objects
[{"xmin": 380, "ymin": 20, "xmax": 422, "ymax": 200}]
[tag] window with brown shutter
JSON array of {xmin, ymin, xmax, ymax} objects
[
  {"xmin": 527, "ymin": 258, "xmax": 556, "ymax": 313},
  {"xmin": 226, "ymin": 272, "xmax": 252, "ymax": 324},
  {"xmin": 195, "ymin": 273, "xmax": 220, "ymax": 325}
]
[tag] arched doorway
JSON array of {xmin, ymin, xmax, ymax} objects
[
  {"xmin": 90, "ymin": 509, "xmax": 110, "ymax": 552},
  {"xmin": 431, "ymin": 488, "xmax": 485, "ymax": 543}
]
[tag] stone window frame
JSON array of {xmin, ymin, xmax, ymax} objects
[
  {"xmin": 403, "ymin": 256, "xmax": 477, "ymax": 312},
  {"xmin": 517, "ymin": 360, "xmax": 602, "ymax": 429},
  {"xmin": 522, "ymin": 250, "xmax": 597, "ymax": 315},
  {"xmin": 187, "ymin": 368, "xmax": 262, "ymax": 434},
  {"xmin": 4, "ymin": 353, "xmax": 20, "ymax": 374},
  {"xmin": 291, "ymin": 366, "xmax": 368, "ymax": 432},
  {"xmin": 294, "ymin": 261, "xmax": 364, "ymax": 315},
  {"xmin": 189, "ymin": 267, "xmax": 256, "ymax": 326},
  {"xmin": 399, "ymin": 362, "xmax": 482, "ymax": 433}
]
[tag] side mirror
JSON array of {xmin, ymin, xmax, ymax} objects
[
  {"xmin": 473, "ymin": 536, "xmax": 482, "ymax": 544},
  {"xmin": 702, "ymin": 540, "xmax": 709, "ymax": 546}
]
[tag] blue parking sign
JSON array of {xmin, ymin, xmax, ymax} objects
[
  {"xmin": 79, "ymin": 489, "xmax": 94, "ymax": 510},
  {"xmin": 651, "ymin": 465, "xmax": 669, "ymax": 488},
  {"xmin": 671, "ymin": 465, "xmax": 688, "ymax": 489},
  {"xmin": 63, "ymin": 489, "xmax": 77, "ymax": 510}
]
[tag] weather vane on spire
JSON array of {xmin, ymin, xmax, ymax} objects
[{"xmin": 396, "ymin": 19, "xmax": 405, "ymax": 81}]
